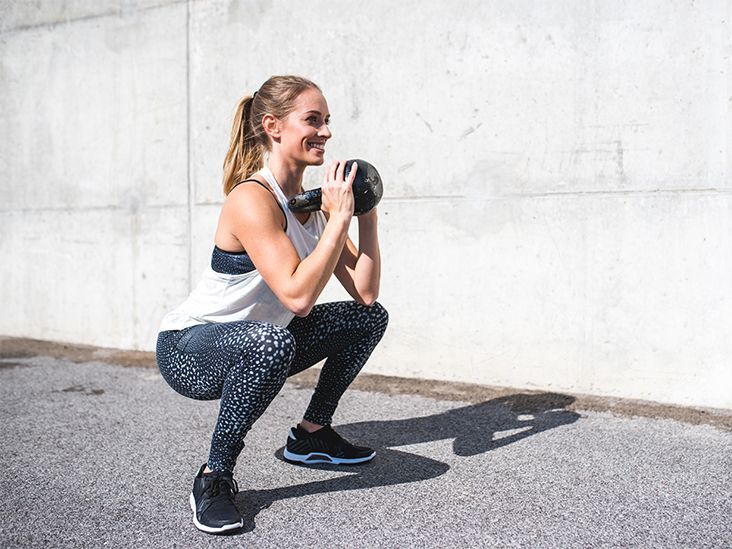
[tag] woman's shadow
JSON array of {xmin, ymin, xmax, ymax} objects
[{"xmin": 234, "ymin": 392, "xmax": 579, "ymax": 533}]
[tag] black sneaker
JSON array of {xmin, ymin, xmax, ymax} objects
[
  {"xmin": 283, "ymin": 425, "xmax": 376, "ymax": 465},
  {"xmin": 189, "ymin": 464, "xmax": 243, "ymax": 534}
]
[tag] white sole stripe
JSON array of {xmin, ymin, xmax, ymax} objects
[{"xmin": 283, "ymin": 448, "xmax": 376, "ymax": 465}]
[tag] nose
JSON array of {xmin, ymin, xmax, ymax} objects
[{"xmin": 319, "ymin": 123, "xmax": 332, "ymax": 139}]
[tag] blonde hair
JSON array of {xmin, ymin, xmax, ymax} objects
[{"xmin": 222, "ymin": 75, "xmax": 321, "ymax": 195}]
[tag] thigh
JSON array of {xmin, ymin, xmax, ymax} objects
[
  {"xmin": 157, "ymin": 320, "xmax": 287, "ymax": 400},
  {"xmin": 286, "ymin": 301, "xmax": 371, "ymax": 375}
]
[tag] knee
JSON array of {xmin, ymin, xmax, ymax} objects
[
  {"xmin": 354, "ymin": 301, "xmax": 388, "ymax": 337},
  {"xmin": 253, "ymin": 323, "xmax": 296, "ymax": 375},
  {"xmin": 373, "ymin": 301, "xmax": 389, "ymax": 323},
  {"xmin": 366, "ymin": 301, "xmax": 389, "ymax": 332}
]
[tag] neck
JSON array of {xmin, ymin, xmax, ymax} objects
[{"xmin": 267, "ymin": 154, "xmax": 306, "ymax": 197}]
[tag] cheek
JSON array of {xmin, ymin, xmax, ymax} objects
[{"xmin": 284, "ymin": 134, "xmax": 301, "ymax": 148}]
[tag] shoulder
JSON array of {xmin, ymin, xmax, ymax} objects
[{"xmin": 223, "ymin": 178, "xmax": 285, "ymax": 230}]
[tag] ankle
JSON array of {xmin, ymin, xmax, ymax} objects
[{"xmin": 299, "ymin": 419, "xmax": 323, "ymax": 433}]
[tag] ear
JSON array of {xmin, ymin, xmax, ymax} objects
[{"xmin": 262, "ymin": 113, "xmax": 281, "ymax": 141}]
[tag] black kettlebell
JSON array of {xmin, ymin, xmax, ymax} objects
[{"xmin": 288, "ymin": 159, "xmax": 383, "ymax": 216}]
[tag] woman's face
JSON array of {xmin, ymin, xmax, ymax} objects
[{"xmin": 277, "ymin": 87, "xmax": 332, "ymax": 166}]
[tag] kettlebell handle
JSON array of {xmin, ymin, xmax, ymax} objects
[{"xmin": 287, "ymin": 188, "xmax": 323, "ymax": 213}]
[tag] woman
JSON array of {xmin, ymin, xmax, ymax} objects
[{"xmin": 156, "ymin": 75, "xmax": 388, "ymax": 534}]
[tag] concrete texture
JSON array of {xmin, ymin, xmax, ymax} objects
[
  {"xmin": 1, "ymin": 341, "xmax": 730, "ymax": 548},
  {"xmin": 1, "ymin": 1, "xmax": 731, "ymax": 409}
]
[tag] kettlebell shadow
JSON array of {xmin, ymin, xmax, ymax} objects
[{"xmin": 336, "ymin": 392, "xmax": 580, "ymax": 457}]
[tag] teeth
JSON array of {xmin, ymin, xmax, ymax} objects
[{"xmin": 308, "ymin": 143, "xmax": 324, "ymax": 150}]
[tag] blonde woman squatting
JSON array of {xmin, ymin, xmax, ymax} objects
[{"xmin": 155, "ymin": 75, "xmax": 388, "ymax": 534}]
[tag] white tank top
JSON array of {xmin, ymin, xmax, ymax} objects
[{"xmin": 159, "ymin": 167, "xmax": 326, "ymax": 332}]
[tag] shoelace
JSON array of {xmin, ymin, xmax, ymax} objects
[{"xmin": 207, "ymin": 475, "xmax": 239, "ymax": 499}]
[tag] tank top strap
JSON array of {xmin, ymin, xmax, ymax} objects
[
  {"xmin": 257, "ymin": 167, "xmax": 324, "ymax": 258},
  {"xmin": 258, "ymin": 168, "xmax": 291, "ymax": 212}
]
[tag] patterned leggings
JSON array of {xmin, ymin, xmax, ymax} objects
[{"xmin": 156, "ymin": 301, "xmax": 388, "ymax": 473}]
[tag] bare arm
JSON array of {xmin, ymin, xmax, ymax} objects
[
  {"xmin": 333, "ymin": 208, "xmax": 381, "ymax": 306},
  {"xmin": 220, "ymin": 162, "xmax": 356, "ymax": 316}
]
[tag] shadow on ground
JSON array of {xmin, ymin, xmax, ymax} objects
[{"xmin": 232, "ymin": 392, "xmax": 579, "ymax": 533}]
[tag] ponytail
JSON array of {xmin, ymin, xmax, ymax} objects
[{"xmin": 222, "ymin": 94, "xmax": 263, "ymax": 195}]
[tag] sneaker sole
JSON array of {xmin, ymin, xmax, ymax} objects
[
  {"xmin": 283, "ymin": 448, "xmax": 376, "ymax": 465},
  {"xmin": 189, "ymin": 493, "xmax": 243, "ymax": 534}
]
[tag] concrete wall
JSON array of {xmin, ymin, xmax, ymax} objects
[{"xmin": 1, "ymin": 0, "xmax": 730, "ymax": 409}]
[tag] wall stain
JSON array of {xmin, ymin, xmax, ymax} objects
[
  {"xmin": 416, "ymin": 113, "xmax": 433, "ymax": 133},
  {"xmin": 460, "ymin": 123, "xmax": 482, "ymax": 140},
  {"xmin": 615, "ymin": 139, "xmax": 627, "ymax": 185}
]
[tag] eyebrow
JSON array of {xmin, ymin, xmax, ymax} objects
[{"xmin": 304, "ymin": 110, "xmax": 330, "ymax": 118}]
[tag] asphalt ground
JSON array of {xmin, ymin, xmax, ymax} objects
[{"xmin": 1, "ymin": 339, "xmax": 730, "ymax": 548}]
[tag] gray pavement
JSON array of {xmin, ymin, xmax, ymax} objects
[{"xmin": 1, "ymin": 351, "xmax": 730, "ymax": 548}]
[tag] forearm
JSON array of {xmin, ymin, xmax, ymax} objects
[
  {"xmin": 352, "ymin": 211, "xmax": 381, "ymax": 303},
  {"xmin": 287, "ymin": 215, "xmax": 350, "ymax": 314}
]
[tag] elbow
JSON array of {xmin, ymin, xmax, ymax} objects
[
  {"xmin": 293, "ymin": 306, "xmax": 313, "ymax": 318},
  {"xmin": 356, "ymin": 291, "xmax": 379, "ymax": 307},
  {"xmin": 288, "ymin": 297, "xmax": 314, "ymax": 318}
]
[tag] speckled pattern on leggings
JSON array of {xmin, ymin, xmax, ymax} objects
[
  {"xmin": 287, "ymin": 301, "xmax": 389, "ymax": 426},
  {"xmin": 156, "ymin": 301, "xmax": 388, "ymax": 473}
]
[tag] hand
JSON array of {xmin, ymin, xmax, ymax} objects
[{"xmin": 320, "ymin": 160, "xmax": 356, "ymax": 221}]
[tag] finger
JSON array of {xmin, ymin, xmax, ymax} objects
[
  {"xmin": 324, "ymin": 161, "xmax": 336, "ymax": 184},
  {"xmin": 336, "ymin": 159, "xmax": 346, "ymax": 183},
  {"xmin": 346, "ymin": 161, "xmax": 358, "ymax": 186},
  {"xmin": 329, "ymin": 160, "xmax": 340, "ymax": 182}
]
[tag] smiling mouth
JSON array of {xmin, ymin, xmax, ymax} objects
[{"xmin": 308, "ymin": 142, "xmax": 325, "ymax": 151}]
